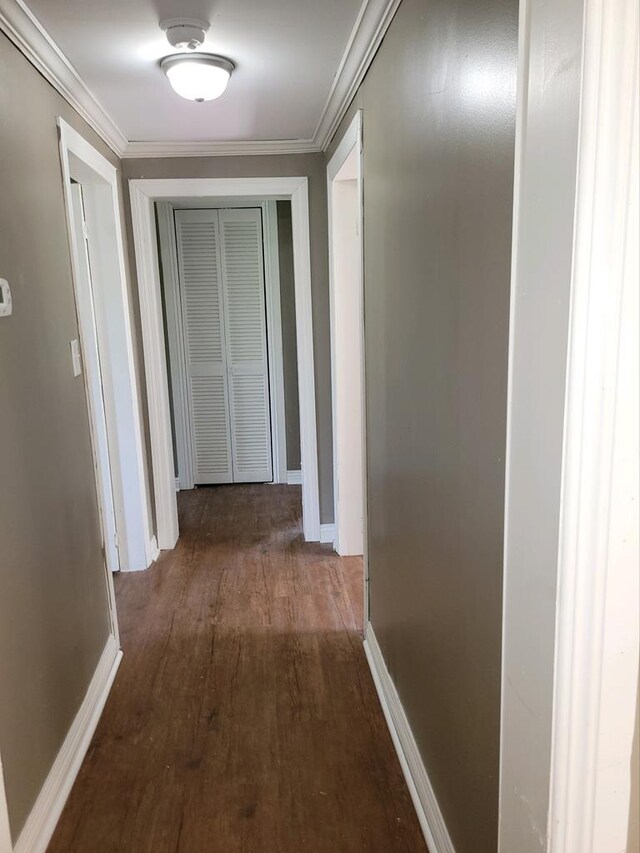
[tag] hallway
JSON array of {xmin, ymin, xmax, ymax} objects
[{"xmin": 48, "ymin": 485, "xmax": 426, "ymax": 852}]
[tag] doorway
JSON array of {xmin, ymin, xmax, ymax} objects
[
  {"xmin": 58, "ymin": 121, "xmax": 154, "ymax": 601},
  {"xmin": 129, "ymin": 177, "xmax": 320, "ymax": 548},
  {"xmin": 327, "ymin": 111, "xmax": 367, "ymax": 565},
  {"xmin": 156, "ymin": 200, "xmax": 297, "ymax": 491},
  {"xmin": 67, "ymin": 180, "xmax": 120, "ymax": 573}
]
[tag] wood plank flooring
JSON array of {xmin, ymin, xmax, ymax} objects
[{"xmin": 48, "ymin": 485, "xmax": 427, "ymax": 852}]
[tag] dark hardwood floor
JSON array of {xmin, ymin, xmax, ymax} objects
[{"xmin": 48, "ymin": 485, "xmax": 427, "ymax": 852}]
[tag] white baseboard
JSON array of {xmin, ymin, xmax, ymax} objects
[
  {"xmin": 320, "ymin": 523, "xmax": 336, "ymax": 544},
  {"xmin": 13, "ymin": 634, "xmax": 122, "ymax": 853},
  {"xmin": 363, "ymin": 623, "xmax": 456, "ymax": 853},
  {"xmin": 146, "ymin": 535, "xmax": 159, "ymax": 565},
  {"xmin": 175, "ymin": 477, "xmax": 180, "ymax": 492},
  {"xmin": 286, "ymin": 469, "xmax": 302, "ymax": 485},
  {"xmin": 0, "ymin": 758, "xmax": 11, "ymax": 853}
]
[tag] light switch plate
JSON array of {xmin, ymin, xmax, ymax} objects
[
  {"xmin": 0, "ymin": 279, "xmax": 12, "ymax": 317},
  {"xmin": 70, "ymin": 339, "xmax": 82, "ymax": 377}
]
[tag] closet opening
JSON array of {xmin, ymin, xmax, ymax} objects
[{"xmin": 155, "ymin": 199, "xmax": 299, "ymax": 493}]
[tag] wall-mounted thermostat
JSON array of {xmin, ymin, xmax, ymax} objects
[{"xmin": 0, "ymin": 279, "xmax": 12, "ymax": 317}]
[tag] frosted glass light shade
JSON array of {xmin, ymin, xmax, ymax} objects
[{"xmin": 161, "ymin": 54, "xmax": 234, "ymax": 102}]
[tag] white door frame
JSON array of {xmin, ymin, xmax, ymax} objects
[
  {"xmin": 547, "ymin": 0, "xmax": 639, "ymax": 847},
  {"xmin": 262, "ymin": 201, "xmax": 288, "ymax": 485},
  {"xmin": 0, "ymin": 755, "xmax": 11, "ymax": 853},
  {"xmin": 129, "ymin": 177, "xmax": 320, "ymax": 546},
  {"xmin": 156, "ymin": 202, "xmax": 194, "ymax": 492},
  {"xmin": 58, "ymin": 119, "xmax": 153, "ymax": 585},
  {"xmin": 327, "ymin": 110, "xmax": 369, "ymax": 608},
  {"xmin": 499, "ymin": 0, "xmax": 639, "ymax": 848},
  {"xmin": 68, "ymin": 182, "xmax": 120, "ymax": 576},
  {"xmin": 157, "ymin": 199, "xmax": 288, "ymax": 489}
]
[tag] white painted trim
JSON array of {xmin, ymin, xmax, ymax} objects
[
  {"xmin": 122, "ymin": 139, "xmax": 321, "ymax": 159},
  {"xmin": 327, "ymin": 112, "xmax": 362, "ymax": 183},
  {"xmin": 0, "ymin": 0, "xmax": 400, "ymax": 157},
  {"xmin": 0, "ymin": 757, "xmax": 11, "ymax": 853},
  {"xmin": 327, "ymin": 111, "xmax": 369, "ymax": 623},
  {"xmin": 288, "ymin": 180, "xmax": 321, "ymax": 541},
  {"xmin": 497, "ymin": 0, "xmax": 531, "ymax": 844},
  {"xmin": 130, "ymin": 185, "xmax": 180, "ymax": 550},
  {"xmin": 129, "ymin": 177, "xmax": 320, "ymax": 543},
  {"xmin": 0, "ymin": 0, "xmax": 127, "ymax": 156},
  {"xmin": 327, "ymin": 112, "xmax": 364, "ymax": 555},
  {"xmin": 263, "ymin": 201, "xmax": 288, "ymax": 485},
  {"xmin": 314, "ymin": 0, "xmax": 401, "ymax": 149},
  {"xmin": 156, "ymin": 202, "xmax": 194, "ymax": 491},
  {"xmin": 548, "ymin": 0, "xmax": 639, "ymax": 848},
  {"xmin": 175, "ymin": 477, "xmax": 180, "ymax": 492},
  {"xmin": 319, "ymin": 523, "xmax": 336, "ymax": 544},
  {"xmin": 13, "ymin": 634, "xmax": 122, "ymax": 853},
  {"xmin": 364, "ymin": 623, "xmax": 456, "ymax": 853},
  {"xmin": 130, "ymin": 177, "xmax": 308, "ymax": 199},
  {"xmin": 287, "ymin": 469, "xmax": 302, "ymax": 485},
  {"xmin": 146, "ymin": 535, "xmax": 159, "ymax": 564}
]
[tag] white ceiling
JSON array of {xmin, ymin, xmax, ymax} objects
[{"xmin": 25, "ymin": 0, "xmax": 364, "ymax": 144}]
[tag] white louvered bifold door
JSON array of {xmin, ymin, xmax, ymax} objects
[
  {"xmin": 219, "ymin": 208, "xmax": 273, "ymax": 483},
  {"xmin": 175, "ymin": 209, "xmax": 233, "ymax": 484}
]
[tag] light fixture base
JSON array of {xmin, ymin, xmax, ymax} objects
[
  {"xmin": 160, "ymin": 53, "xmax": 235, "ymax": 76},
  {"xmin": 159, "ymin": 17, "xmax": 210, "ymax": 50}
]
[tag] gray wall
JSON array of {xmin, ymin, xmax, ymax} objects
[
  {"xmin": 121, "ymin": 155, "xmax": 332, "ymax": 522},
  {"xmin": 276, "ymin": 201, "xmax": 301, "ymax": 471},
  {"xmin": 326, "ymin": 0, "xmax": 517, "ymax": 850},
  {"xmin": 499, "ymin": 0, "xmax": 584, "ymax": 847},
  {"xmin": 0, "ymin": 31, "xmax": 117, "ymax": 840}
]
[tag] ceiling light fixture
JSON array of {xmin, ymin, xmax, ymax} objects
[
  {"xmin": 161, "ymin": 54, "xmax": 235, "ymax": 102},
  {"xmin": 159, "ymin": 18, "xmax": 235, "ymax": 103}
]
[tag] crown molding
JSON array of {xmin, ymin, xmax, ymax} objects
[
  {"xmin": 313, "ymin": 0, "xmax": 402, "ymax": 150},
  {"xmin": 0, "ymin": 0, "xmax": 401, "ymax": 160},
  {"xmin": 122, "ymin": 138, "xmax": 322, "ymax": 159},
  {"xmin": 0, "ymin": 0, "xmax": 128, "ymax": 156}
]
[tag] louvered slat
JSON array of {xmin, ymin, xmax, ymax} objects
[{"xmin": 190, "ymin": 375, "xmax": 232, "ymax": 480}]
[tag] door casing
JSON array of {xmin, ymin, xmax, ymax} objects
[{"xmin": 129, "ymin": 177, "xmax": 320, "ymax": 545}]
